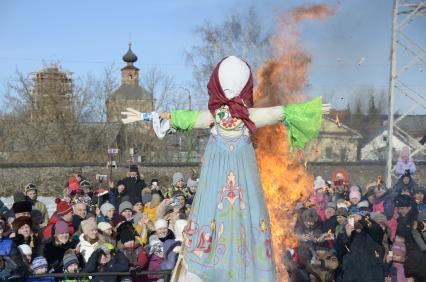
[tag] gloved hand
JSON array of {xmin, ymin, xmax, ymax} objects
[{"xmin": 130, "ymin": 266, "xmax": 142, "ymax": 276}]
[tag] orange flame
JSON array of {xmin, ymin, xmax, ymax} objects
[{"xmin": 253, "ymin": 5, "xmax": 334, "ymax": 281}]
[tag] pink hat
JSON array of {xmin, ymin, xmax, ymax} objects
[
  {"xmin": 54, "ymin": 220, "xmax": 69, "ymax": 235},
  {"xmin": 349, "ymin": 190, "xmax": 361, "ymax": 200}
]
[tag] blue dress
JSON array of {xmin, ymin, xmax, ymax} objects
[{"xmin": 182, "ymin": 106, "xmax": 276, "ymax": 282}]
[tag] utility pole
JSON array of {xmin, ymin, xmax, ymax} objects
[{"xmin": 386, "ymin": 0, "xmax": 426, "ymax": 187}]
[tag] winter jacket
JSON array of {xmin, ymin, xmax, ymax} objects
[
  {"xmin": 41, "ymin": 239, "xmax": 76, "ymax": 273},
  {"xmin": 78, "ymin": 234, "xmax": 99, "ymax": 263},
  {"xmin": 160, "ymin": 239, "xmax": 181, "ymax": 270},
  {"xmin": 84, "ymin": 249, "xmax": 129, "ymax": 282},
  {"xmin": 13, "ymin": 234, "xmax": 41, "ymax": 258},
  {"xmin": 372, "ymin": 189, "xmax": 398, "ymax": 220},
  {"xmin": 146, "ymin": 254, "xmax": 164, "ymax": 282},
  {"xmin": 42, "ymin": 214, "xmax": 75, "ymax": 240},
  {"xmin": 0, "ymin": 238, "xmax": 29, "ymax": 281},
  {"xmin": 121, "ymin": 177, "xmax": 146, "ymax": 205},
  {"xmin": 393, "ymin": 176, "xmax": 418, "ymax": 195},
  {"xmin": 119, "ymin": 243, "xmax": 148, "ymax": 269},
  {"xmin": 108, "ymin": 188, "xmax": 128, "ymax": 211},
  {"xmin": 335, "ymin": 218, "xmax": 385, "ymax": 282},
  {"xmin": 0, "ymin": 200, "xmax": 9, "ymax": 217},
  {"xmin": 396, "ymin": 208, "xmax": 426, "ymax": 280},
  {"xmin": 394, "ymin": 159, "xmax": 416, "ymax": 178}
]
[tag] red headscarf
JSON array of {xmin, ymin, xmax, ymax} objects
[{"xmin": 207, "ymin": 57, "xmax": 256, "ymax": 133}]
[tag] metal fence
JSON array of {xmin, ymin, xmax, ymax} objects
[{"xmin": 6, "ymin": 270, "xmax": 173, "ymax": 281}]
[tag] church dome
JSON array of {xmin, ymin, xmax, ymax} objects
[{"xmin": 122, "ymin": 43, "xmax": 138, "ymax": 63}]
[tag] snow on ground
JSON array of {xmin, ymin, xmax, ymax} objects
[{"xmin": 1, "ymin": 196, "xmax": 56, "ymax": 217}]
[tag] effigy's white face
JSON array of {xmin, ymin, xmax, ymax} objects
[{"xmin": 218, "ymin": 56, "xmax": 250, "ymax": 99}]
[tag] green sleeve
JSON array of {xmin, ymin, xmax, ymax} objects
[
  {"xmin": 282, "ymin": 97, "xmax": 323, "ymax": 150},
  {"xmin": 171, "ymin": 110, "xmax": 199, "ymax": 131}
]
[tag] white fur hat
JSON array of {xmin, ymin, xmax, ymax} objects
[{"xmin": 154, "ymin": 219, "xmax": 168, "ymax": 230}]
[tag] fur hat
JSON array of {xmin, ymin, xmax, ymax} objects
[
  {"xmin": 55, "ymin": 199, "xmax": 73, "ymax": 216},
  {"xmin": 357, "ymin": 200, "xmax": 369, "ymax": 209},
  {"xmin": 119, "ymin": 201, "xmax": 133, "ymax": 214},
  {"xmin": 100, "ymin": 202, "xmax": 115, "ymax": 217},
  {"xmin": 32, "ymin": 256, "xmax": 48, "ymax": 271},
  {"xmin": 172, "ymin": 172, "xmax": 184, "ymax": 186},
  {"xmin": 12, "ymin": 216, "xmax": 32, "ymax": 231},
  {"xmin": 118, "ymin": 225, "xmax": 135, "ymax": 244},
  {"xmin": 81, "ymin": 218, "xmax": 97, "ymax": 235},
  {"xmin": 133, "ymin": 212, "xmax": 144, "ymax": 225},
  {"xmin": 12, "ymin": 201, "xmax": 32, "ymax": 214},
  {"xmin": 142, "ymin": 194, "xmax": 152, "ymax": 205}
]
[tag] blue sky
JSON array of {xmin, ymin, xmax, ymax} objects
[{"xmin": 0, "ymin": 0, "xmax": 424, "ymax": 112}]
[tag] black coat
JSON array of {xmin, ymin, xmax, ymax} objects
[
  {"xmin": 396, "ymin": 208, "xmax": 426, "ymax": 280},
  {"xmin": 335, "ymin": 218, "xmax": 385, "ymax": 282},
  {"xmin": 41, "ymin": 239, "xmax": 76, "ymax": 273},
  {"xmin": 121, "ymin": 177, "xmax": 145, "ymax": 204},
  {"xmin": 84, "ymin": 249, "xmax": 129, "ymax": 282}
]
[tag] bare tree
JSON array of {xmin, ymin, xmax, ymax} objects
[
  {"xmin": 0, "ymin": 64, "xmax": 119, "ymax": 163},
  {"xmin": 186, "ymin": 7, "xmax": 272, "ymax": 103}
]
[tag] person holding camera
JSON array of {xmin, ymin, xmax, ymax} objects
[
  {"xmin": 334, "ymin": 212, "xmax": 385, "ymax": 281},
  {"xmin": 84, "ymin": 243, "xmax": 129, "ymax": 282}
]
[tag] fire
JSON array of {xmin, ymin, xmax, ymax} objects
[{"xmin": 253, "ymin": 4, "xmax": 334, "ymax": 281}]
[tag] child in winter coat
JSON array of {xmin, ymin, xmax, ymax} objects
[
  {"xmin": 60, "ymin": 251, "xmax": 89, "ymax": 282},
  {"xmin": 77, "ymin": 218, "xmax": 99, "ymax": 263},
  {"xmin": 26, "ymin": 256, "xmax": 55, "ymax": 282}
]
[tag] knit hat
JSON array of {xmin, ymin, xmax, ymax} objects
[
  {"xmin": 129, "ymin": 165, "xmax": 139, "ymax": 172},
  {"xmin": 395, "ymin": 194, "xmax": 412, "ymax": 207},
  {"xmin": 18, "ymin": 244, "xmax": 32, "ymax": 256},
  {"xmin": 97, "ymin": 222, "xmax": 112, "ymax": 232},
  {"xmin": 142, "ymin": 194, "xmax": 152, "ymax": 205},
  {"xmin": 187, "ymin": 178, "xmax": 198, "ymax": 188},
  {"xmin": 336, "ymin": 202, "xmax": 348, "ymax": 210},
  {"xmin": 100, "ymin": 202, "xmax": 115, "ymax": 216},
  {"xmin": 174, "ymin": 219, "xmax": 187, "ymax": 242},
  {"xmin": 54, "ymin": 220, "xmax": 69, "ymax": 235},
  {"xmin": 13, "ymin": 191, "xmax": 26, "ymax": 203},
  {"xmin": 116, "ymin": 180, "xmax": 126, "ymax": 187},
  {"xmin": 370, "ymin": 212, "xmax": 388, "ymax": 227},
  {"xmin": 63, "ymin": 252, "xmax": 79, "ymax": 269},
  {"xmin": 155, "ymin": 219, "xmax": 168, "ymax": 230},
  {"xmin": 119, "ymin": 201, "xmax": 133, "ymax": 214},
  {"xmin": 131, "ymin": 196, "xmax": 143, "ymax": 205},
  {"xmin": 12, "ymin": 201, "xmax": 32, "ymax": 214},
  {"xmin": 336, "ymin": 208, "xmax": 348, "ymax": 217},
  {"xmin": 68, "ymin": 182, "xmax": 80, "ymax": 193},
  {"xmin": 172, "ymin": 172, "xmax": 184, "ymax": 186},
  {"xmin": 81, "ymin": 218, "xmax": 97, "ymax": 235},
  {"xmin": 12, "ymin": 216, "xmax": 32, "ymax": 231},
  {"xmin": 24, "ymin": 183, "xmax": 37, "ymax": 194},
  {"xmin": 32, "ymin": 256, "xmax": 48, "ymax": 271},
  {"xmin": 151, "ymin": 179, "xmax": 159, "ymax": 185},
  {"xmin": 326, "ymin": 202, "xmax": 337, "ymax": 210},
  {"xmin": 314, "ymin": 176, "xmax": 326, "ymax": 190},
  {"xmin": 349, "ymin": 190, "xmax": 361, "ymax": 200},
  {"xmin": 55, "ymin": 199, "xmax": 73, "ymax": 216}
]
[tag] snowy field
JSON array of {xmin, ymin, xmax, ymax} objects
[{"xmin": 1, "ymin": 196, "xmax": 56, "ymax": 216}]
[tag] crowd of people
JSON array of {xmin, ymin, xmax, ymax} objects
[
  {"xmin": 0, "ymin": 149, "xmax": 424, "ymax": 282},
  {"xmin": 285, "ymin": 149, "xmax": 425, "ymax": 282},
  {"xmin": 0, "ymin": 165, "xmax": 195, "ymax": 282}
]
